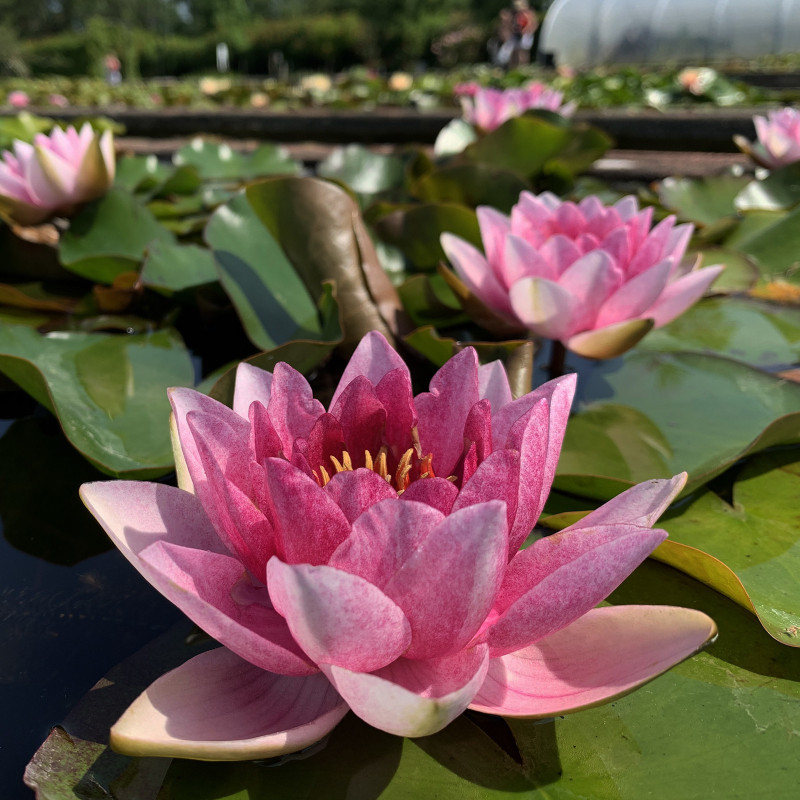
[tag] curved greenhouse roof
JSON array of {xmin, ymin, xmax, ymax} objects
[{"xmin": 539, "ymin": 0, "xmax": 800, "ymax": 67}]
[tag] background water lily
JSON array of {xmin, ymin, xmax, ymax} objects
[
  {"xmin": 0, "ymin": 122, "xmax": 115, "ymax": 225},
  {"xmin": 736, "ymin": 106, "xmax": 800, "ymax": 169},
  {"xmin": 441, "ymin": 191, "xmax": 724, "ymax": 359},
  {"xmin": 80, "ymin": 332, "xmax": 715, "ymax": 760},
  {"xmin": 455, "ymin": 81, "xmax": 576, "ymax": 131}
]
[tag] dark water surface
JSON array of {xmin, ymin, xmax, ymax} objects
[{"xmin": 0, "ymin": 413, "xmax": 182, "ymax": 798}]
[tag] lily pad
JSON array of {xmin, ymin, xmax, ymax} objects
[
  {"xmin": 173, "ymin": 138, "xmax": 300, "ymax": 181},
  {"xmin": 317, "ymin": 144, "xmax": 405, "ymax": 206},
  {"xmin": 59, "ymin": 188, "xmax": 176, "ymax": 284},
  {"xmin": 433, "ymin": 117, "xmax": 478, "ymax": 157},
  {"xmin": 733, "ymin": 203, "xmax": 800, "ymax": 282},
  {"xmin": 638, "ymin": 296, "xmax": 800, "ymax": 369},
  {"xmin": 140, "ymin": 241, "xmax": 219, "ymax": 293},
  {"xmin": 734, "ymin": 162, "xmax": 800, "ymax": 211},
  {"xmin": 656, "ymin": 174, "xmax": 748, "ymax": 227},
  {"xmin": 656, "ymin": 450, "xmax": 800, "ymax": 646},
  {"xmin": 373, "ymin": 202, "xmax": 481, "ymax": 271},
  {"xmin": 555, "ymin": 351, "xmax": 800, "ymax": 499},
  {"xmin": 0, "ymin": 324, "xmax": 194, "ymax": 477}
]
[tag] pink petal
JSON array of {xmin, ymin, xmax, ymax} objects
[
  {"xmin": 329, "ymin": 330, "xmax": 410, "ymax": 409},
  {"xmin": 556, "ymin": 250, "xmax": 624, "ymax": 331},
  {"xmin": 480, "ymin": 523, "xmax": 667, "ymax": 656},
  {"xmin": 469, "ymin": 606, "xmax": 717, "ymax": 717},
  {"xmin": 375, "ymin": 367, "xmax": 417, "ymax": 457},
  {"xmin": 399, "ymin": 477, "xmax": 459, "ymax": 514},
  {"xmin": 233, "ymin": 362, "xmax": 274, "ymax": 419},
  {"xmin": 382, "ymin": 501, "xmax": 508, "ymax": 659},
  {"xmin": 478, "ymin": 359, "xmax": 512, "ymax": 412},
  {"xmin": 323, "ymin": 468, "xmax": 398, "ymax": 524},
  {"xmin": 111, "ymin": 648, "xmax": 347, "ymax": 759},
  {"xmin": 137, "ymin": 540, "xmax": 315, "ymax": 675},
  {"xmin": 169, "ymin": 387, "xmax": 250, "ymax": 497},
  {"xmin": 26, "ymin": 145, "xmax": 73, "ymax": 206},
  {"xmin": 440, "ymin": 232, "xmax": 513, "ymax": 315},
  {"xmin": 570, "ymin": 474, "xmax": 687, "ymax": 531},
  {"xmin": 476, "ymin": 205, "xmax": 512, "ymax": 274},
  {"xmin": 322, "ymin": 644, "xmax": 490, "ymax": 737},
  {"xmin": 627, "ymin": 216, "xmax": 677, "ymax": 276},
  {"xmin": 594, "ymin": 258, "xmax": 672, "ymax": 329},
  {"xmin": 330, "ymin": 497, "xmax": 444, "ymax": 586},
  {"xmin": 539, "ymin": 234, "xmax": 583, "ymax": 276},
  {"xmin": 301, "ymin": 412, "xmax": 346, "ymax": 479},
  {"xmin": 502, "ymin": 233, "xmax": 558, "ymax": 285},
  {"xmin": 267, "ymin": 362, "xmax": 324, "ymax": 457},
  {"xmin": 645, "ymin": 264, "xmax": 725, "ymax": 328},
  {"xmin": 249, "ymin": 400, "xmax": 284, "ymax": 463},
  {"xmin": 330, "ymin": 376, "xmax": 386, "ymax": 469},
  {"xmin": 267, "ymin": 558, "xmax": 412, "ymax": 672},
  {"xmin": 415, "ymin": 348, "xmax": 480, "ymax": 479},
  {"xmin": 264, "ymin": 458, "xmax": 350, "ymax": 565},
  {"xmin": 508, "ymin": 276, "xmax": 580, "ymax": 340}
]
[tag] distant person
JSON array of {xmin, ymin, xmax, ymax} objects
[
  {"xmin": 489, "ymin": 9, "xmax": 515, "ymax": 67},
  {"xmin": 510, "ymin": 0, "xmax": 539, "ymax": 67},
  {"xmin": 104, "ymin": 53, "xmax": 121, "ymax": 86}
]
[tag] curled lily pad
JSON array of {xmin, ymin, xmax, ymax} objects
[
  {"xmin": 656, "ymin": 450, "xmax": 800, "ymax": 646},
  {"xmin": 0, "ymin": 324, "xmax": 194, "ymax": 477}
]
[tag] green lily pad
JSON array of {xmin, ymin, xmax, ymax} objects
[
  {"xmin": 398, "ymin": 273, "xmax": 468, "ymax": 328},
  {"xmin": 691, "ymin": 247, "xmax": 759, "ymax": 292},
  {"xmin": 114, "ymin": 154, "xmax": 172, "ymax": 193},
  {"xmin": 59, "ymin": 187, "xmax": 175, "ymax": 284},
  {"xmin": 638, "ymin": 296, "xmax": 800, "ymax": 368},
  {"xmin": 373, "ymin": 202, "xmax": 481, "ymax": 271},
  {"xmin": 411, "ymin": 163, "xmax": 531, "ymax": 214},
  {"xmin": 316, "ymin": 144, "xmax": 405, "ymax": 207},
  {"xmin": 0, "ymin": 324, "xmax": 194, "ymax": 477},
  {"xmin": 734, "ymin": 162, "xmax": 800, "ymax": 211},
  {"xmin": 173, "ymin": 138, "xmax": 300, "ymax": 181},
  {"xmin": 140, "ymin": 241, "xmax": 219, "ymax": 293},
  {"xmin": 555, "ymin": 351, "xmax": 800, "ymax": 499},
  {"xmin": 205, "ymin": 192, "xmax": 325, "ymax": 352},
  {"xmin": 656, "ymin": 174, "xmax": 748, "ymax": 226},
  {"xmin": 732, "ymin": 203, "xmax": 800, "ymax": 282},
  {"xmin": 656, "ymin": 449, "xmax": 800, "ymax": 646}
]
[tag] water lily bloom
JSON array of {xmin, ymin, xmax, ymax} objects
[
  {"xmin": 456, "ymin": 82, "xmax": 576, "ymax": 131},
  {"xmin": 81, "ymin": 332, "xmax": 715, "ymax": 760},
  {"xmin": 0, "ymin": 123, "xmax": 115, "ymax": 225},
  {"xmin": 737, "ymin": 107, "xmax": 800, "ymax": 169},
  {"xmin": 7, "ymin": 89, "xmax": 29, "ymax": 108},
  {"xmin": 441, "ymin": 192, "xmax": 724, "ymax": 359}
]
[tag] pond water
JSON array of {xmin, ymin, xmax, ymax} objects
[{"xmin": 0, "ymin": 412, "xmax": 182, "ymax": 799}]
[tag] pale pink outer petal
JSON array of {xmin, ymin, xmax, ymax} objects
[
  {"xmin": 644, "ymin": 264, "xmax": 725, "ymax": 328},
  {"xmin": 111, "ymin": 648, "xmax": 348, "ymax": 760},
  {"xmin": 139, "ymin": 541, "xmax": 316, "ymax": 675},
  {"xmin": 382, "ymin": 501, "xmax": 509, "ymax": 660},
  {"xmin": 79, "ymin": 482, "xmax": 315, "ymax": 676},
  {"xmin": 469, "ymin": 606, "xmax": 717, "ymax": 717},
  {"xmin": 322, "ymin": 644, "xmax": 490, "ymax": 737},
  {"xmin": 478, "ymin": 359, "xmax": 513, "ymax": 411},
  {"xmin": 26, "ymin": 145, "xmax": 74, "ymax": 206},
  {"xmin": 555, "ymin": 250, "xmax": 624, "ymax": 332},
  {"xmin": 480, "ymin": 524, "xmax": 667, "ymax": 656},
  {"xmin": 440, "ymin": 232, "xmax": 514, "ymax": 316},
  {"xmin": 508, "ymin": 276, "xmax": 580, "ymax": 340},
  {"xmin": 233, "ymin": 362, "xmax": 274, "ymax": 419},
  {"xmin": 570, "ymin": 474, "xmax": 687, "ymax": 531},
  {"xmin": 502, "ymin": 233, "xmax": 558, "ymax": 285},
  {"xmin": 594, "ymin": 258, "xmax": 673, "ymax": 329},
  {"xmin": 329, "ymin": 330, "xmax": 410, "ymax": 409},
  {"xmin": 476, "ymin": 205, "xmax": 512, "ymax": 277},
  {"xmin": 267, "ymin": 558, "xmax": 413, "ymax": 673}
]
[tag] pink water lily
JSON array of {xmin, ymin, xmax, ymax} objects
[
  {"xmin": 456, "ymin": 81, "xmax": 576, "ymax": 132},
  {"xmin": 0, "ymin": 123, "xmax": 115, "ymax": 225},
  {"xmin": 441, "ymin": 192, "xmax": 724, "ymax": 359},
  {"xmin": 737, "ymin": 107, "xmax": 800, "ymax": 169},
  {"xmin": 81, "ymin": 332, "xmax": 715, "ymax": 760}
]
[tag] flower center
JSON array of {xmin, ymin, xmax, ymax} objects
[{"xmin": 312, "ymin": 448, "xmax": 448, "ymax": 494}]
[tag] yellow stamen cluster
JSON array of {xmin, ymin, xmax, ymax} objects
[{"xmin": 313, "ymin": 447, "xmax": 449, "ymax": 493}]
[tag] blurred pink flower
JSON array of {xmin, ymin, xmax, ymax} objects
[
  {"xmin": 7, "ymin": 90, "xmax": 29, "ymax": 108},
  {"xmin": 442, "ymin": 192, "xmax": 724, "ymax": 359},
  {"xmin": 456, "ymin": 82, "xmax": 576, "ymax": 131},
  {"xmin": 48, "ymin": 93, "xmax": 70, "ymax": 108},
  {"xmin": 0, "ymin": 123, "xmax": 115, "ymax": 225},
  {"xmin": 742, "ymin": 107, "xmax": 800, "ymax": 169},
  {"xmin": 81, "ymin": 332, "xmax": 715, "ymax": 760}
]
